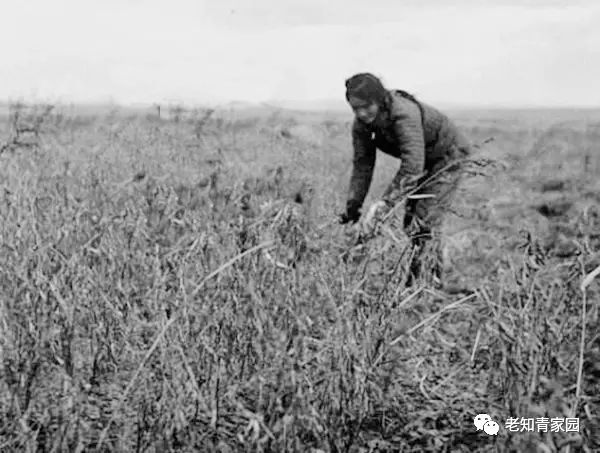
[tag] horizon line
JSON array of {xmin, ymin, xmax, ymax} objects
[{"xmin": 2, "ymin": 98, "xmax": 600, "ymax": 112}]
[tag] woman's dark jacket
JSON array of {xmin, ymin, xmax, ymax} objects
[{"xmin": 346, "ymin": 90, "xmax": 473, "ymax": 215}]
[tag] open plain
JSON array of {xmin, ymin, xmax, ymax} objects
[{"xmin": 1, "ymin": 104, "xmax": 599, "ymax": 452}]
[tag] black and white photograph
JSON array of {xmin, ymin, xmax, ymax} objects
[{"xmin": 0, "ymin": 1, "xmax": 599, "ymax": 451}]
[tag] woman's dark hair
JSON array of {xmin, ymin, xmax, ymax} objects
[{"xmin": 345, "ymin": 73, "xmax": 387, "ymax": 105}]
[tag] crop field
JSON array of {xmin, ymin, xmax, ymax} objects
[{"xmin": 1, "ymin": 103, "xmax": 599, "ymax": 452}]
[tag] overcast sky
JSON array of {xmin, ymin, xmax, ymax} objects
[{"xmin": 0, "ymin": 0, "xmax": 598, "ymax": 108}]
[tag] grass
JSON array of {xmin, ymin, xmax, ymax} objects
[{"xmin": 0, "ymin": 106, "xmax": 599, "ymax": 452}]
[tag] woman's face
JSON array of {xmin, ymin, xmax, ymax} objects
[{"xmin": 348, "ymin": 96, "xmax": 379, "ymax": 125}]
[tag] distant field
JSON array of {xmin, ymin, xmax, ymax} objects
[{"xmin": 0, "ymin": 104, "xmax": 599, "ymax": 452}]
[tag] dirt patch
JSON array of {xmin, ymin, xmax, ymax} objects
[{"xmin": 534, "ymin": 199, "xmax": 573, "ymax": 218}]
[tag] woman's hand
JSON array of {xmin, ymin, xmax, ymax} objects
[{"xmin": 361, "ymin": 200, "xmax": 389, "ymax": 233}]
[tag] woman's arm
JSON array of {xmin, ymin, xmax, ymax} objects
[
  {"xmin": 381, "ymin": 106, "xmax": 426, "ymax": 207},
  {"xmin": 345, "ymin": 118, "xmax": 377, "ymax": 219}
]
